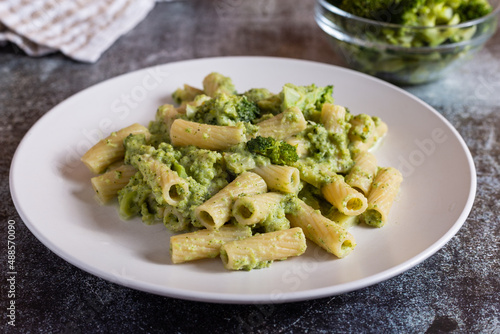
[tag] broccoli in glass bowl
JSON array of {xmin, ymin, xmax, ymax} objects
[{"xmin": 315, "ymin": 0, "xmax": 500, "ymax": 85}]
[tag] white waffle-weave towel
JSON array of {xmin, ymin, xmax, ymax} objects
[{"xmin": 0, "ymin": 0, "xmax": 156, "ymax": 63}]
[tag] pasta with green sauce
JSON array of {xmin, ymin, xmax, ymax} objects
[{"xmin": 81, "ymin": 72, "xmax": 402, "ymax": 271}]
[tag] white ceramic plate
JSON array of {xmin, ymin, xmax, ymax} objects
[{"xmin": 10, "ymin": 57, "xmax": 476, "ymax": 304}]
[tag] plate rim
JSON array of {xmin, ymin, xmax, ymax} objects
[{"xmin": 9, "ymin": 56, "xmax": 477, "ymax": 304}]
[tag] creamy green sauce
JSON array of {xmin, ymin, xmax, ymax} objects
[
  {"xmin": 361, "ymin": 209, "xmax": 383, "ymax": 228},
  {"xmin": 119, "ymin": 134, "xmax": 228, "ymax": 228}
]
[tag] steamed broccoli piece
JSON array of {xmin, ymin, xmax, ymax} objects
[
  {"xmin": 243, "ymin": 88, "xmax": 283, "ymax": 115},
  {"xmin": 335, "ymin": 0, "xmax": 492, "ymax": 51},
  {"xmin": 337, "ymin": 0, "xmax": 492, "ymax": 25},
  {"xmin": 246, "ymin": 136, "xmax": 299, "ymax": 165},
  {"xmin": 303, "ymin": 123, "xmax": 351, "ymax": 166},
  {"xmin": 457, "ymin": 0, "xmax": 493, "ymax": 21},
  {"xmin": 339, "ymin": 0, "xmax": 424, "ymax": 24},
  {"xmin": 223, "ymin": 143, "xmax": 272, "ymax": 175},
  {"xmin": 280, "ymin": 84, "xmax": 334, "ymax": 121},
  {"xmin": 243, "ymin": 88, "xmax": 274, "ymax": 103},
  {"xmin": 189, "ymin": 93, "xmax": 261, "ymax": 125},
  {"xmin": 202, "ymin": 72, "xmax": 237, "ymax": 97},
  {"xmin": 233, "ymin": 96, "xmax": 261, "ymax": 123}
]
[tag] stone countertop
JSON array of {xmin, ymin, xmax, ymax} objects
[{"xmin": 1, "ymin": 1, "xmax": 499, "ymax": 333}]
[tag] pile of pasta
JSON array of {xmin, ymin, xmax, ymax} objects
[{"xmin": 81, "ymin": 73, "xmax": 402, "ymax": 271}]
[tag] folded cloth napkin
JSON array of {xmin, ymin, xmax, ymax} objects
[{"xmin": 0, "ymin": 0, "xmax": 156, "ymax": 63}]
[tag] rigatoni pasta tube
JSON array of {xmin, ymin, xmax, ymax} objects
[
  {"xmin": 156, "ymin": 104, "xmax": 179, "ymax": 131},
  {"xmin": 351, "ymin": 118, "xmax": 388, "ymax": 152},
  {"xmin": 81, "ymin": 123, "xmax": 150, "ymax": 174},
  {"xmin": 220, "ymin": 227, "xmax": 306, "ymax": 270},
  {"xmin": 344, "ymin": 151, "xmax": 378, "ymax": 196},
  {"xmin": 172, "ymin": 84, "xmax": 204, "ymax": 105},
  {"xmin": 170, "ymin": 225, "xmax": 252, "ymax": 264},
  {"xmin": 285, "ymin": 136, "xmax": 308, "ymax": 158},
  {"xmin": 348, "ymin": 114, "xmax": 375, "ymax": 143},
  {"xmin": 321, "ymin": 103, "xmax": 346, "ymax": 134},
  {"xmin": 195, "ymin": 172, "xmax": 267, "ymax": 230},
  {"xmin": 137, "ymin": 155, "xmax": 190, "ymax": 206},
  {"xmin": 170, "ymin": 119, "xmax": 245, "ymax": 150},
  {"xmin": 233, "ymin": 192, "xmax": 286, "ymax": 226},
  {"xmin": 256, "ymin": 107, "xmax": 307, "ymax": 140},
  {"xmin": 203, "ymin": 72, "xmax": 235, "ymax": 97},
  {"xmin": 286, "ymin": 199, "xmax": 356, "ymax": 258},
  {"xmin": 163, "ymin": 206, "xmax": 190, "ymax": 232},
  {"xmin": 361, "ymin": 167, "xmax": 403, "ymax": 228},
  {"xmin": 252, "ymin": 165, "xmax": 301, "ymax": 194},
  {"xmin": 322, "ymin": 174, "xmax": 368, "ymax": 216},
  {"xmin": 91, "ymin": 165, "xmax": 137, "ymax": 204}
]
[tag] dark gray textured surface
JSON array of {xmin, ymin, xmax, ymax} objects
[{"xmin": 1, "ymin": 0, "xmax": 499, "ymax": 333}]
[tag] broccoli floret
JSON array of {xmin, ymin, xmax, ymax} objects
[
  {"xmin": 188, "ymin": 94, "xmax": 261, "ymax": 125},
  {"xmin": 223, "ymin": 143, "xmax": 272, "ymax": 176},
  {"xmin": 280, "ymin": 84, "xmax": 334, "ymax": 121},
  {"xmin": 202, "ymin": 72, "xmax": 237, "ymax": 97},
  {"xmin": 246, "ymin": 136, "xmax": 299, "ymax": 165},
  {"xmin": 234, "ymin": 96, "xmax": 262, "ymax": 123},
  {"xmin": 335, "ymin": 0, "xmax": 492, "ymax": 50},
  {"xmin": 339, "ymin": 0, "xmax": 423, "ymax": 24},
  {"xmin": 303, "ymin": 123, "xmax": 351, "ymax": 164},
  {"xmin": 331, "ymin": 0, "xmax": 493, "ymax": 83},
  {"xmin": 457, "ymin": 0, "xmax": 493, "ymax": 21},
  {"xmin": 243, "ymin": 88, "xmax": 274, "ymax": 103},
  {"xmin": 243, "ymin": 88, "xmax": 283, "ymax": 115},
  {"xmin": 337, "ymin": 0, "xmax": 492, "ymax": 25}
]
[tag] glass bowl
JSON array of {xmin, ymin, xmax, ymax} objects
[{"xmin": 315, "ymin": 0, "xmax": 500, "ymax": 85}]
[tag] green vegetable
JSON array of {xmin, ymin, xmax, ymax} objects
[
  {"xmin": 337, "ymin": 0, "xmax": 492, "ymax": 27},
  {"xmin": 458, "ymin": 0, "xmax": 494, "ymax": 21},
  {"xmin": 336, "ymin": 0, "xmax": 424, "ymax": 25},
  {"xmin": 303, "ymin": 123, "xmax": 351, "ymax": 166},
  {"xmin": 203, "ymin": 72, "xmax": 237, "ymax": 97},
  {"xmin": 188, "ymin": 93, "xmax": 261, "ymax": 125},
  {"xmin": 118, "ymin": 172, "xmax": 156, "ymax": 222},
  {"xmin": 280, "ymin": 83, "xmax": 334, "ymax": 121},
  {"xmin": 293, "ymin": 123, "xmax": 353, "ymax": 187},
  {"xmin": 172, "ymin": 84, "xmax": 204, "ymax": 105},
  {"xmin": 123, "ymin": 133, "xmax": 150, "ymax": 165},
  {"xmin": 335, "ymin": 0, "xmax": 493, "ymax": 47},
  {"xmin": 326, "ymin": 0, "xmax": 495, "ymax": 84},
  {"xmin": 119, "ymin": 137, "xmax": 229, "ymax": 227},
  {"xmin": 243, "ymin": 88, "xmax": 274, "ymax": 103},
  {"xmin": 243, "ymin": 88, "xmax": 283, "ymax": 115},
  {"xmin": 246, "ymin": 136, "xmax": 299, "ymax": 165}
]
